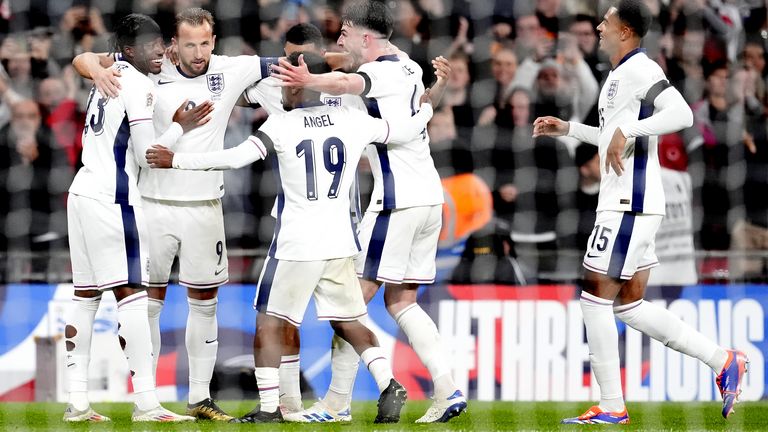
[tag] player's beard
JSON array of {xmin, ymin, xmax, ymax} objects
[{"xmin": 181, "ymin": 57, "xmax": 209, "ymax": 77}]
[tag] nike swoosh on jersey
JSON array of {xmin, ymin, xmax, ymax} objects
[
  {"xmin": 205, "ymin": 339, "xmax": 217, "ymax": 344},
  {"xmin": 157, "ymin": 80, "xmax": 174, "ymax": 85}
]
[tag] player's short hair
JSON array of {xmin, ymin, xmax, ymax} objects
[
  {"xmin": 288, "ymin": 51, "xmax": 331, "ymax": 75},
  {"xmin": 286, "ymin": 23, "xmax": 323, "ymax": 47},
  {"xmin": 341, "ymin": 0, "xmax": 394, "ymax": 39},
  {"xmin": 113, "ymin": 13, "xmax": 162, "ymax": 52},
  {"xmin": 615, "ymin": 0, "xmax": 652, "ymax": 38},
  {"xmin": 175, "ymin": 7, "xmax": 215, "ymax": 35}
]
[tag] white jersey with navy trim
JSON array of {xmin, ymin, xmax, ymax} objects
[
  {"xmin": 139, "ymin": 54, "xmax": 278, "ymax": 201},
  {"xmin": 356, "ymin": 55, "xmax": 444, "ymax": 211},
  {"xmin": 592, "ymin": 49, "xmax": 668, "ymax": 215},
  {"xmin": 242, "ymin": 75, "xmax": 367, "ymax": 223},
  {"xmin": 243, "ymin": 76, "xmax": 367, "ymax": 115},
  {"xmin": 259, "ymin": 103, "xmax": 391, "ymax": 261},
  {"xmin": 69, "ymin": 61, "xmax": 154, "ymax": 206}
]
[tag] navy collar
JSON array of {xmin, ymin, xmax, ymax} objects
[
  {"xmin": 613, "ymin": 47, "xmax": 645, "ymax": 71},
  {"xmin": 295, "ymin": 100, "xmax": 325, "ymax": 109},
  {"xmin": 375, "ymin": 54, "xmax": 399, "ymax": 62},
  {"xmin": 176, "ymin": 64, "xmax": 208, "ymax": 78}
]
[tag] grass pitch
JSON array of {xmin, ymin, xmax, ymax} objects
[{"xmin": 1, "ymin": 400, "xmax": 767, "ymax": 431}]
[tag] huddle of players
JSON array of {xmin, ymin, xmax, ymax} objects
[{"xmin": 64, "ymin": 1, "xmax": 467, "ymax": 424}]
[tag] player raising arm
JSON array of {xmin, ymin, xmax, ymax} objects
[
  {"xmin": 148, "ymin": 51, "xmax": 434, "ymax": 424},
  {"xmin": 63, "ymin": 14, "xmax": 210, "ymax": 424},
  {"xmin": 269, "ymin": 1, "xmax": 466, "ymax": 424},
  {"xmin": 532, "ymin": 0, "xmax": 746, "ymax": 424}
]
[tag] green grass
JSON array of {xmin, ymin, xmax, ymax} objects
[{"xmin": 1, "ymin": 401, "xmax": 767, "ymax": 431}]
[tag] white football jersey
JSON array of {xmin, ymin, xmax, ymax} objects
[
  {"xmin": 69, "ymin": 61, "xmax": 154, "ymax": 206},
  {"xmin": 242, "ymin": 75, "xmax": 367, "ymax": 221},
  {"xmin": 595, "ymin": 49, "xmax": 667, "ymax": 215},
  {"xmin": 259, "ymin": 103, "xmax": 391, "ymax": 261},
  {"xmin": 139, "ymin": 54, "xmax": 277, "ymax": 201},
  {"xmin": 243, "ymin": 75, "xmax": 367, "ymax": 115},
  {"xmin": 356, "ymin": 55, "xmax": 444, "ymax": 211}
]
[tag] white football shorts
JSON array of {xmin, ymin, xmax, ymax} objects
[
  {"xmin": 354, "ymin": 204, "xmax": 441, "ymax": 285},
  {"xmin": 68, "ymin": 193, "xmax": 149, "ymax": 290},
  {"xmin": 254, "ymin": 256, "xmax": 367, "ymax": 327},
  {"xmin": 582, "ymin": 210, "xmax": 662, "ymax": 280},
  {"xmin": 143, "ymin": 197, "xmax": 228, "ymax": 289}
]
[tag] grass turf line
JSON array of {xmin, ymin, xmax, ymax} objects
[{"xmin": 1, "ymin": 401, "xmax": 767, "ymax": 431}]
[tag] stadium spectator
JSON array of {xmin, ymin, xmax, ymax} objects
[
  {"xmin": 0, "ymin": 99, "xmax": 67, "ymax": 280},
  {"xmin": 428, "ymin": 107, "xmax": 473, "ymax": 177},
  {"xmin": 37, "ymin": 71, "xmax": 84, "ymax": 168},
  {"xmin": 568, "ymin": 14, "xmax": 605, "ymax": 83},
  {"xmin": 442, "ymin": 50, "xmax": 476, "ymax": 142},
  {"xmin": 50, "ymin": 5, "xmax": 110, "ymax": 68},
  {"xmin": 0, "ymin": 36, "xmax": 35, "ymax": 99},
  {"xmin": 688, "ymin": 60, "xmax": 743, "ymax": 257},
  {"xmin": 731, "ymin": 39, "xmax": 768, "ymax": 281},
  {"xmin": 531, "ymin": 52, "xmax": 599, "ymax": 123},
  {"xmin": 487, "ymin": 86, "xmax": 577, "ymax": 281},
  {"xmin": 477, "ymin": 43, "xmax": 517, "ymax": 126},
  {"xmin": 648, "ymin": 134, "xmax": 699, "ymax": 286}
]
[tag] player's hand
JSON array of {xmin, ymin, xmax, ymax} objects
[
  {"xmin": 172, "ymin": 99, "xmax": 214, "ymax": 132},
  {"xmin": 532, "ymin": 116, "xmax": 568, "ymax": 137},
  {"xmin": 605, "ymin": 127, "xmax": 627, "ymax": 176},
  {"xmin": 270, "ymin": 55, "xmax": 310, "ymax": 88},
  {"xmin": 424, "ymin": 56, "xmax": 451, "ymax": 107},
  {"xmin": 165, "ymin": 44, "xmax": 179, "ymax": 66},
  {"xmin": 146, "ymin": 145, "xmax": 174, "ymax": 168},
  {"xmin": 92, "ymin": 66, "xmax": 121, "ymax": 99}
]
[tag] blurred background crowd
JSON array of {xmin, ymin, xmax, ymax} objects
[{"xmin": 0, "ymin": 0, "xmax": 767, "ymax": 284}]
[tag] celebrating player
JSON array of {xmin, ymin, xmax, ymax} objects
[
  {"xmin": 63, "ymin": 13, "xmax": 210, "ymax": 423},
  {"xmin": 147, "ymin": 51, "xmax": 436, "ymax": 423},
  {"xmin": 271, "ymin": 0, "xmax": 467, "ymax": 423},
  {"xmin": 532, "ymin": 0, "xmax": 748, "ymax": 424},
  {"xmin": 72, "ymin": 8, "xmax": 281, "ymax": 421}
]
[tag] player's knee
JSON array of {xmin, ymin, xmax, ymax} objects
[{"xmin": 383, "ymin": 285, "xmax": 417, "ymax": 317}]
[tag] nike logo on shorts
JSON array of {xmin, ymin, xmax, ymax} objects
[
  {"xmin": 214, "ymin": 267, "xmax": 226, "ymax": 276},
  {"xmin": 586, "ymin": 252, "xmax": 601, "ymax": 258},
  {"xmin": 205, "ymin": 339, "xmax": 217, "ymax": 344}
]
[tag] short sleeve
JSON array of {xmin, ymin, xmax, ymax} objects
[
  {"xmin": 122, "ymin": 72, "xmax": 155, "ymax": 128},
  {"xmin": 356, "ymin": 62, "xmax": 397, "ymax": 99},
  {"xmin": 233, "ymin": 55, "xmax": 280, "ymax": 86}
]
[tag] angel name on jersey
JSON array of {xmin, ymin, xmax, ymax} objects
[{"xmin": 304, "ymin": 113, "xmax": 335, "ymax": 128}]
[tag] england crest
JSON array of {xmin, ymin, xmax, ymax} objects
[
  {"xmin": 206, "ymin": 73, "xmax": 224, "ymax": 94},
  {"xmin": 607, "ymin": 80, "xmax": 619, "ymax": 100},
  {"xmin": 324, "ymin": 96, "xmax": 342, "ymax": 107}
]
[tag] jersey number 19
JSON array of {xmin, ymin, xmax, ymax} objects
[{"xmin": 295, "ymin": 137, "xmax": 347, "ymax": 200}]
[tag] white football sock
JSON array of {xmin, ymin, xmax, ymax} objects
[
  {"xmin": 614, "ymin": 299, "xmax": 728, "ymax": 372},
  {"xmin": 394, "ymin": 303, "xmax": 456, "ymax": 399},
  {"xmin": 279, "ymin": 354, "xmax": 302, "ymax": 411},
  {"xmin": 360, "ymin": 347, "xmax": 393, "ymax": 393},
  {"xmin": 147, "ymin": 298, "xmax": 164, "ymax": 376},
  {"xmin": 117, "ymin": 291, "xmax": 159, "ymax": 411},
  {"xmin": 65, "ymin": 294, "xmax": 101, "ymax": 411},
  {"xmin": 255, "ymin": 367, "xmax": 280, "ymax": 413},
  {"xmin": 324, "ymin": 334, "xmax": 359, "ymax": 412},
  {"xmin": 186, "ymin": 297, "xmax": 218, "ymax": 404},
  {"xmin": 580, "ymin": 291, "xmax": 625, "ymax": 412}
]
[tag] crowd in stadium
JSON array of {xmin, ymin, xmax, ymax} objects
[{"xmin": 0, "ymin": 0, "xmax": 767, "ymax": 283}]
